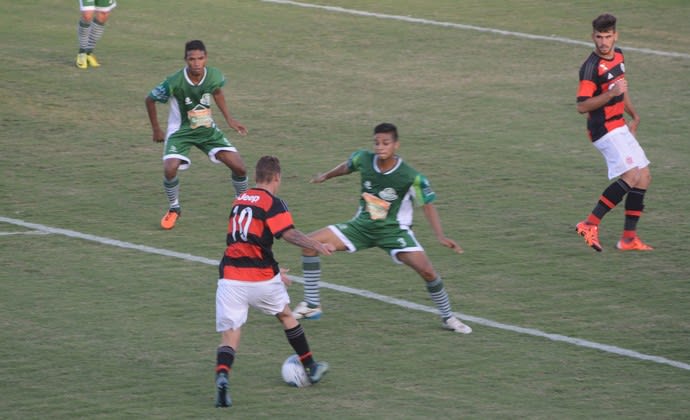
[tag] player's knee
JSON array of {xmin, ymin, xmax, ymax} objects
[
  {"xmin": 302, "ymin": 248, "xmax": 318, "ymax": 257},
  {"xmin": 232, "ymin": 166, "xmax": 246, "ymax": 177},
  {"xmin": 641, "ymin": 169, "xmax": 652, "ymax": 187},
  {"xmin": 95, "ymin": 12, "xmax": 110, "ymax": 23},
  {"xmin": 419, "ymin": 268, "xmax": 437, "ymax": 281}
]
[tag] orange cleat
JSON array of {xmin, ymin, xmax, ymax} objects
[
  {"xmin": 575, "ymin": 221, "xmax": 602, "ymax": 252},
  {"xmin": 616, "ymin": 236, "xmax": 653, "ymax": 251},
  {"xmin": 161, "ymin": 208, "xmax": 180, "ymax": 230}
]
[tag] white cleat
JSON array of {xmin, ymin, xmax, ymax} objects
[
  {"xmin": 443, "ymin": 316, "xmax": 472, "ymax": 334},
  {"xmin": 293, "ymin": 301, "xmax": 322, "ymax": 320}
]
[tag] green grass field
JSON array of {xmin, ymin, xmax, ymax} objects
[{"xmin": 1, "ymin": 0, "xmax": 689, "ymax": 418}]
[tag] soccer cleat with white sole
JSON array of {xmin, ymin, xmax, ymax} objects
[
  {"xmin": 443, "ymin": 316, "xmax": 472, "ymax": 334},
  {"xmin": 616, "ymin": 236, "xmax": 653, "ymax": 251},
  {"xmin": 306, "ymin": 361, "xmax": 329, "ymax": 384},
  {"xmin": 293, "ymin": 301, "xmax": 322, "ymax": 320}
]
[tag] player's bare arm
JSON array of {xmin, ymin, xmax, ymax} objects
[
  {"xmin": 212, "ymin": 88, "xmax": 248, "ymax": 136},
  {"xmin": 282, "ymin": 228, "xmax": 335, "ymax": 255},
  {"xmin": 310, "ymin": 161, "xmax": 351, "ymax": 183},
  {"xmin": 576, "ymin": 79, "xmax": 627, "ymax": 114},
  {"xmin": 145, "ymin": 96, "xmax": 165, "ymax": 142},
  {"xmin": 423, "ymin": 203, "xmax": 463, "ymax": 254}
]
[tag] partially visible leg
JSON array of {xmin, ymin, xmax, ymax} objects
[
  {"xmin": 215, "ymin": 151, "xmax": 248, "ymax": 197},
  {"xmin": 215, "ymin": 279, "xmax": 248, "ymax": 408},
  {"xmin": 215, "ymin": 329, "xmax": 240, "ymax": 408},
  {"xmin": 618, "ymin": 166, "xmax": 653, "ymax": 250},
  {"xmin": 396, "ymin": 251, "xmax": 472, "ymax": 334},
  {"xmin": 295, "ymin": 227, "xmax": 348, "ymax": 319},
  {"xmin": 276, "ymin": 306, "xmax": 328, "ymax": 383},
  {"xmin": 585, "ymin": 178, "xmax": 632, "ymax": 226},
  {"xmin": 576, "ymin": 178, "xmax": 632, "ymax": 252},
  {"xmin": 76, "ymin": 10, "xmax": 94, "ymax": 68},
  {"xmin": 161, "ymin": 158, "xmax": 182, "ymax": 229}
]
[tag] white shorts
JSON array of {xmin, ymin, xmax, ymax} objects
[
  {"xmin": 216, "ymin": 274, "xmax": 290, "ymax": 332},
  {"xmin": 593, "ymin": 125, "xmax": 650, "ymax": 179},
  {"xmin": 79, "ymin": 0, "xmax": 117, "ymax": 12}
]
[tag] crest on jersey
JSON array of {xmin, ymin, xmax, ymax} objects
[
  {"xmin": 363, "ymin": 181, "xmax": 372, "ymax": 190},
  {"xmin": 200, "ymin": 93, "xmax": 212, "ymax": 106},
  {"xmin": 378, "ymin": 187, "xmax": 398, "ymax": 201}
]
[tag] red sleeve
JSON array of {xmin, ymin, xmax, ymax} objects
[
  {"xmin": 265, "ymin": 198, "xmax": 294, "ymax": 238},
  {"xmin": 267, "ymin": 212, "xmax": 294, "ymax": 238},
  {"xmin": 577, "ymin": 80, "xmax": 596, "ymax": 101}
]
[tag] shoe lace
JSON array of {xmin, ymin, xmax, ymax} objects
[
  {"xmin": 581, "ymin": 226, "xmax": 599, "ymax": 244},
  {"xmin": 164, "ymin": 209, "xmax": 179, "ymax": 219}
]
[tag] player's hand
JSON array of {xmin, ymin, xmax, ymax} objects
[
  {"xmin": 316, "ymin": 242, "xmax": 335, "ymax": 256},
  {"xmin": 627, "ymin": 118, "xmax": 640, "ymax": 135},
  {"xmin": 609, "ymin": 78, "xmax": 627, "ymax": 97},
  {"xmin": 152, "ymin": 127, "xmax": 165, "ymax": 143},
  {"xmin": 229, "ymin": 119, "xmax": 248, "ymax": 136},
  {"xmin": 280, "ymin": 268, "xmax": 292, "ymax": 286},
  {"xmin": 440, "ymin": 237, "xmax": 464, "ymax": 254},
  {"xmin": 310, "ymin": 173, "xmax": 327, "ymax": 184}
]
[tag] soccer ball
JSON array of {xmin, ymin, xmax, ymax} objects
[{"xmin": 281, "ymin": 354, "xmax": 311, "ymax": 388}]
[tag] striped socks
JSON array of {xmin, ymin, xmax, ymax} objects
[
  {"xmin": 85, "ymin": 19, "xmax": 106, "ymax": 53},
  {"xmin": 586, "ymin": 179, "xmax": 631, "ymax": 225},
  {"xmin": 77, "ymin": 19, "xmax": 90, "ymax": 53},
  {"xmin": 163, "ymin": 176, "xmax": 180, "ymax": 209},
  {"xmin": 302, "ymin": 256, "xmax": 321, "ymax": 306},
  {"xmin": 231, "ymin": 175, "xmax": 248, "ymax": 197},
  {"xmin": 426, "ymin": 277, "xmax": 453, "ymax": 320},
  {"xmin": 623, "ymin": 187, "xmax": 646, "ymax": 239}
]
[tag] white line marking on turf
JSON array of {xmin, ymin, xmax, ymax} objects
[
  {"xmin": 261, "ymin": 0, "xmax": 690, "ymax": 59},
  {"xmin": 2, "ymin": 216, "xmax": 689, "ymax": 372},
  {"xmin": 0, "ymin": 230, "xmax": 51, "ymax": 236}
]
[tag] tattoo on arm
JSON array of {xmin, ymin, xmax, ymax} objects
[{"xmin": 282, "ymin": 229, "xmax": 320, "ymax": 250}]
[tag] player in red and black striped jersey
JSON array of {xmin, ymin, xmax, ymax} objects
[
  {"xmin": 574, "ymin": 13, "xmax": 653, "ymax": 252},
  {"xmin": 219, "ymin": 188, "xmax": 293, "ymax": 282},
  {"xmin": 213, "ymin": 156, "xmax": 334, "ymax": 407},
  {"xmin": 578, "ymin": 46, "xmax": 627, "ymax": 142}
]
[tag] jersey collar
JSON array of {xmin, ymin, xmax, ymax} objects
[
  {"xmin": 184, "ymin": 67, "xmax": 207, "ymax": 86},
  {"xmin": 373, "ymin": 155, "xmax": 402, "ymax": 174}
]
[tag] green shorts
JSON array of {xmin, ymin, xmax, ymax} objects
[
  {"xmin": 163, "ymin": 127, "xmax": 237, "ymax": 171},
  {"xmin": 329, "ymin": 217, "xmax": 424, "ymax": 264}
]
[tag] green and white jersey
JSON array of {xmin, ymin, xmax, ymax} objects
[
  {"xmin": 148, "ymin": 66, "xmax": 226, "ymax": 140},
  {"xmin": 348, "ymin": 149, "xmax": 436, "ymax": 228}
]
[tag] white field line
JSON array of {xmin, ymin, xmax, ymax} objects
[
  {"xmin": 261, "ymin": 0, "xmax": 690, "ymax": 60},
  {"xmin": 0, "ymin": 231, "xmax": 51, "ymax": 236},
  {"xmin": 2, "ymin": 216, "xmax": 689, "ymax": 372}
]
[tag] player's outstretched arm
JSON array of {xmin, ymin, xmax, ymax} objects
[
  {"xmin": 282, "ymin": 228, "xmax": 335, "ymax": 255},
  {"xmin": 310, "ymin": 161, "xmax": 350, "ymax": 183},
  {"xmin": 423, "ymin": 203, "xmax": 463, "ymax": 254},
  {"xmin": 212, "ymin": 88, "xmax": 248, "ymax": 136}
]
